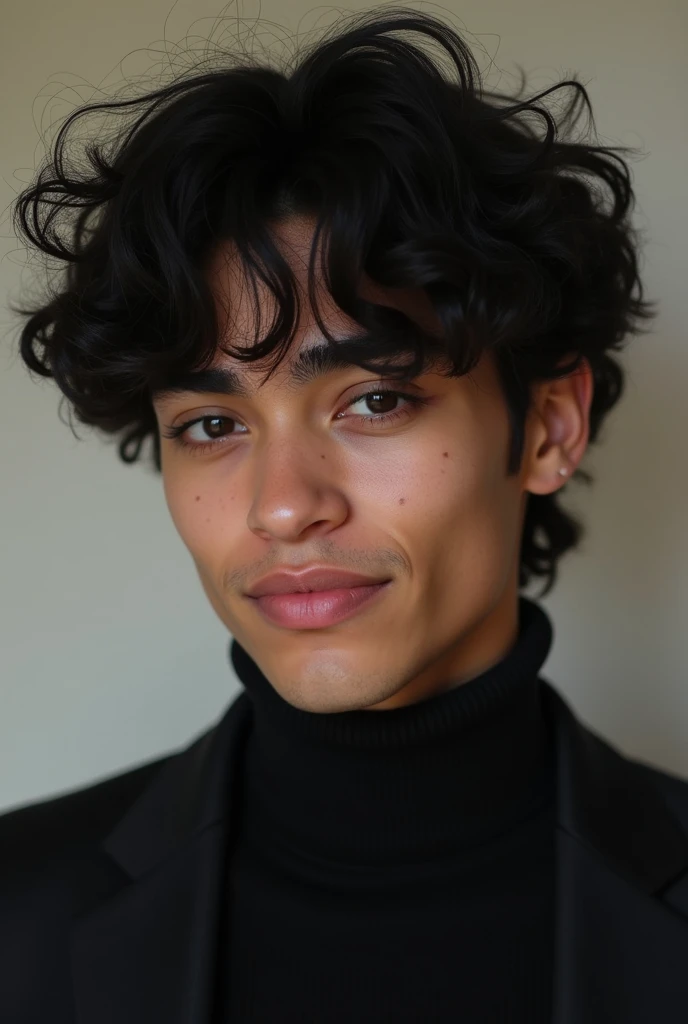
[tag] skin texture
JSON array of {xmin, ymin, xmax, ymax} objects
[{"xmin": 153, "ymin": 216, "xmax": 593, "ymax": 713}]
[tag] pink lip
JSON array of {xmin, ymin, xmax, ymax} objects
[{"xmin": 248, "ymin": 582, "xmax": 391, "ymax": 629}]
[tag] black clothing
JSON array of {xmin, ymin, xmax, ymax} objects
[
  {"xmin": 2, "ymin": 596, "xmax": 688, "ymax": 1023},
  {"xmin": 216, "ymin": 597, "xmax": 557, "ymax": 1022}
]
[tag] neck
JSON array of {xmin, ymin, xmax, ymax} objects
[{"xmin": 229, "ymin": 595, "xmax": 556, "ymax": 864}]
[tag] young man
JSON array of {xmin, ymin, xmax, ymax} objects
[{"xmin": 2, "ymin": 8, "xmax": 687, "ymax": 1023}]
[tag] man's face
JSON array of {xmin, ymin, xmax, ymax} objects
[{"xmin": 152, "ymin": 216, "xmax": 541, "ymax": 713}]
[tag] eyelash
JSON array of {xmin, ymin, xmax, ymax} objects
[{"xmin": 161, "ymin": 386, "xmax": 430, "ymax": 456}]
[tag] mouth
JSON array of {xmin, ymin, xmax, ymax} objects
[{"xmin": 247, "ymin": 581, "xmax": 392, "ymax": 630}]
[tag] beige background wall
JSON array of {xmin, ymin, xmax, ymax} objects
[{"xmin": 1, "ymin": 0, "xmax": 686, "ymax": 813}]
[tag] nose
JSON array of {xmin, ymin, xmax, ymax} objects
[{"xmin": 245, "ymin": 437, "xmax": 350, "ymax": 542}]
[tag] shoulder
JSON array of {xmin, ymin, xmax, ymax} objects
[
  {"xmin": 0, "ymin": 752, "xmax": 174, "ymax": 874},
  {"xmin": 0, "ymin": 752, "xmax": 178, "ymax": 1013},
  {"xmin": 543, "ymin": 678, "xmax": 688, "ymax": 831},
  {"xmin": 629, "ymin": 754, "xmax": 688, "ymax": 832}
]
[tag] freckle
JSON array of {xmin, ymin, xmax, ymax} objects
[
  {"xmin": 321, "ymin": 454, "xmax": 326, "ymax": 459},
  {"xmin": 442, "ymin": 451, "xmax": 449, "ymax": 457},
  {"xmin": 195, "ymin": 495, "xmax": 201, "ymax": 502},
  {"xmin": 399, "ymin": 497, "xmax": 406, "ymax": 505}
]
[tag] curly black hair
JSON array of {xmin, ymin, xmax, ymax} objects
[{"xmin": 9, "ymin": 7, "xmax": 657, "ymax": 597}]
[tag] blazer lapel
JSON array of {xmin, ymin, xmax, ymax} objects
[
  {"xmin": 542, "ymin": 682, "xmax": 688, "ymax": 1023},
  {"xmin": 71, "ymin": 680, "xmax": 688, "ymax": 1024},
  {"xmin": 70, "ymin": 689, "xmax": 253, "ymax": 1024}
]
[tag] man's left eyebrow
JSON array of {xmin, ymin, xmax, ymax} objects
[{"xmin": 151, "ymin": 334, "xmax": 390, "ymax": 405}]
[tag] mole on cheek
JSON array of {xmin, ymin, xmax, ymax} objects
[
  {"xmin": 399, "ymin": 497, "xmax": 406, "ymax": 505},
  {"xmin": 195, "ymin": 495, "xmax": 201, "ymax": 501},
  {"xmin": 442, "ymin": 451, "xmax": 449, "ymax": 457}
]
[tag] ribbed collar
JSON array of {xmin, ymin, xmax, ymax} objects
[{"xmin": 229, "ymin": 596, "xmax": 557, "ymax": 864}]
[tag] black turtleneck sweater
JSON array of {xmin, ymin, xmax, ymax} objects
[{"xmin": 213, "ymin": 596, "xmax": 558, "ymax": 1023}]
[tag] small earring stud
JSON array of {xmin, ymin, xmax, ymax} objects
[{"xmin": 558, "ymin": 466, "xmax": 568, "ymax": 477}]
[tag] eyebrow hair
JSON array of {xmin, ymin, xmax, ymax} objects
[{"xmin": 151, "ymin": 333, "xmax": 407, "ymax": 406}]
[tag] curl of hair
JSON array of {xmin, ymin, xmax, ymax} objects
[{"xmin": 10, "ymin": 6, "xmax": 657, "ymax": 596}]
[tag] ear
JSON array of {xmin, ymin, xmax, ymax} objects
[{"xmin": 522, "ymin": 356, "xmax": 594, "ymax": 496}]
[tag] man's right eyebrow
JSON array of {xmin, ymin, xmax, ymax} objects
[
  {"xmin": 151, "ymin": 333, "xmax": 392, "ymax": 406},
  {"xmin": 152, "ymin": 365, "xmax": 252, "ymax": 405}
]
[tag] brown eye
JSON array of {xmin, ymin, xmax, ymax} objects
[
  {"xmin": 202, "ymin": 416, "xmax": 234, "ymax": 439},
  {"xmin": 362, "ymin": 391, "xmax": 400, "ymax": 415},
  {"xmin": 341, "ymin": 387, "xmax": 426, "ymax": 426},
  {"xmin": 161, "ymin": 414, "xmax": 244, "ymax": 453}
]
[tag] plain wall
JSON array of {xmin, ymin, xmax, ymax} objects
[{"xmin": 1, "ymin": 0, "xmax": 686, "ymax": 814}]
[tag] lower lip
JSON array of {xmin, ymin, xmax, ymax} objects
[{"xmin": 248, "ymin": 582, "xmax": 391, "ymax": 629}]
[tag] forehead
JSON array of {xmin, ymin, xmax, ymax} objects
[
  {"xmin": 205, "ymin": 216, "xmax": 444, "ymax": 347},
  {"xmin": 149, "ymin": 219, "xmax": 449, "ymax": 407}
]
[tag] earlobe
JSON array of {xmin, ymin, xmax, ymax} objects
[
  {"xmin": 522, "ymin": 358, "xmax": 594, "ymax": 496},
  {"xmin": 524, "ymin": 460, "xmax": 573, "ymax": 497}
]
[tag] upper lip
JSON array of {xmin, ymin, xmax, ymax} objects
[{"xmin": 246, "ymin": 567, "xmax": 391, "ymax": 598}]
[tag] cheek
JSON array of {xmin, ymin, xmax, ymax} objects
[
  {"xmin": 374, "ymin": 432, "xmax": 504, "ymax": 528},
  {"xmin": 384, "ymin": 432, "xmax": 520, "ymax": 584},
  {"xmin": 162, "ymin": 471, "xmax": 238, "ymax": 562}
]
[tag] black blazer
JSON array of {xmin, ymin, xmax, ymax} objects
[{"xmin": 2, "ymin": 679, "xmax": 688, "ymax": 1023}]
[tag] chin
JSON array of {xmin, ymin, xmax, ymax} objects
[{"xmin": 278, "ymin": 680, "xmax": 396, "ymax": 715}]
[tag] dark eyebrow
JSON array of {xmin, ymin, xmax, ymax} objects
[{"xmin": 151, "ymin": 333, "xmax": 398, "ymax": 406}]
